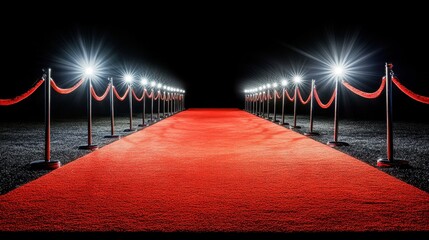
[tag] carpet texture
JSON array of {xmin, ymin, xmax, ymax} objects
[{"xmin": 0, "ymin": 108, "xmax": 428, "ymax": 232}]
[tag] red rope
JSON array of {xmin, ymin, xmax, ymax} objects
[
  {"xmin": 145, "ymin": 90, "xmax": 153, "ymax": 99},
  {"xmin": 285, "ymin": 89, "xmax": 294, "ymax": 102},
  {"xmin": 113, "ymin": 87, "xmax": 130, "ymax": 101},
  {"xmin": 314, "ymin": 88, "xmax": 336, "ymax": 109},
  {"xmin": 342, "ymin": 77, "xmax": 386, "ymax": 99},
  {"xmin": 275, "ymin": 91, "xmax": 281, "ymax": 99},
  {"xmin": 50, "ymin": 79, "xmax": 84, "ymax": 94},
  {"xmin": 154, "ymin": 92, "xmax": 161, "ymax": 100},
  {"xmin": 132, "ymin": 89, "xmax": 144, "ymax": 102},
  {"xmin": 90, "ymin": 84, "xmax": 111, "ymax": 101},
  {"xmin": 392, "ymin": 77, "xmax": 429, "ymax": 104},
  {"xmin": 297, "ymin": 88, "xmax": 311, "ymax": 105},
  {"xmin": 0, "ymin": 79, "xmax": 44, "ymax": 106}
]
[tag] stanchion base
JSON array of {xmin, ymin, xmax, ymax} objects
[
  {"xmin": 327, "ymin": 141, "xmax": 349, "ymax": 147},
  {"xmin": 78, "ymin": 144, "xmax": 98, "ymax": 150},
  {"xmin": 30, "ymin": 160, "xmax": 61, "ymax": 170},
  {"xmin": 377, "ymin": 159, "xmax": 409, "ymax": 168},
  {"xmin": 123, "ymin": 128, "xmax": 137, "ymax": 132},
  {"xmin": 289, "ymin": 126, "xmax": 301, "ymax": 129},
  {"xmin": 278, "ymin": 122, "xmax": 289, "ymax": 126},
  {"xmin": 272, "ymin": 119, "xmax": 279, "ymax": 123},
  {"xmin": 304, "ymin": 131, "xmax": 320, "ymax": 136},
  {"xmin": 104, "ymin": 135, "xmax": 120, "ymax": 139},
  {"xmin": 138, "ymin": 124, "xmax": 147, "ymax": 127}
]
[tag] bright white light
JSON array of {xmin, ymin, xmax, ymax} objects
[
  {"xmin": 263, "ymin": 85, "xmax": 267, "ymax": 89},
  {"xmin": 84, "ymin": 67, "xmax": 94, "ymax": 76},
  {"xmin": 293, "ymin": 76, "xmax": 302, "ymax": 83},
  {"xmin": 141, "ymin": 78, "xmax": 148, "ymax": 85},
  {"xmin": 281, "ymin": 79, "xmax": 288, "ymax": 86},
  {"xmin": 150, "ymin": 81, "xmax": 156, "ymax": 87},
  {"xmin": 267, "ymin": 83, "xmax": 271, "ymax": 88},
  {"xmin": 332, "ymin": 65, "xmax": 344, "ymax": 77},
  {"xmin": 273, "ymin": 83, "xmax": 278, "ymax": 88},
  {"xmin": 124, "ymin": 74, "xmax": 133, "ymax": 83},
  {"xmin": 163, "ymin": 85, "xmax": 167, "ymax": 89},
  {"xmin": 157, "ymin": 83, "xmax": 162, "ymax": 88},
  {"xmin": 258, "ymin": 87, "xmax": 262, "ymax": 91}
]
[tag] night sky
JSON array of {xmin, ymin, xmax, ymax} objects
[{"xmin": 1, "ymin": 5, "xmax": 428, "ymax": 121}]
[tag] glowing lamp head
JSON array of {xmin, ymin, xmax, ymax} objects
[
  {"xmin": 84, "ymin": 67, "xmax": 94, "ymax": 76},
  {"xmin": 124, "ymin": 74, "xmax": 133, "ymax": 83},
  {"xmin": 333, "ymin": 65, "xmax": 344, "ymax": 78},
  {"xmin": 263, "ymin": 85, "xmax": 267, "ymax": 89},
  {"xmin": 273, "ymin": 83, "xmax": 278, "ymax": 88},
  {"xmin": 267, "ymin": 83, "xmax": 271, "ymax": 88},
  {"xmin": 157, "ymin": 83, "xmax": 162, "ymax": 89},
  {"xmin": 258, "ymin": 87, "xmax": 262, "ymax": 91},
  {"xmin": 141, "ymin": 78, "xmax": 148, "ymax": 85},
  {"xmin": 293, "ymin": 76, "xmax": 302, "ymax": 84},
  {"xmin": 150, "ymin": 81, "xmax": 156, "ymax": 87},
  {"xmin": 281, "ymin": 79, "xmax": 288, "ymax": 86}
]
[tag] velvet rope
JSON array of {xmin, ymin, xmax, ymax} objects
[
  {"xmin": 313, "ymin": 87, "xmax": 336, "ymax": 109},
  {"xmin": 132, "ymin": 89, "xmax": 144, "ymax": 102},
  {"xmin": 285, "ymin": 89, "xmax": 294, "ymax": 102},
  {"xmin": 342, "ymin": 77, "xmax": 386, "ymax": 99},
  {"xmin": 113, "ymin": 87, "xmax": 130, "ymax": 101},
  {"xmin": 145, "ymin": 90, "xmax": 153, "ymax": 99},
  {"xmin": 0, "ymin": 79, "xmax": 44, "ymax": 106},
  {"xmin": 297, "ymin": 88, "xmax": 311, "ymax": 105},
  {"xmin": 275, "ymin": 91, "xmax": 281, "ymax": 99},
  {"xmin": 50, "ymin": 79, "xmax": 84, "ymax": 94},
  {"xmin": 90, "ymin": 84, "xmax": 111, "ymax": 101},
  {"xmin": 392, "ymin": 77, "xmax": 429, "ymax": 104},
  {"xmin": 154, "ymin": 92, "xmax": 161, "ymax": 100}
]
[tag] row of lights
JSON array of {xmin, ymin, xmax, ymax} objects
[
  {"xmin": 244, "ymin": 76, "xmax": 302, "ymax": 94},
  {"xmin": 85, "ymin": 67, "xmax": 185, "ymax": 93}
]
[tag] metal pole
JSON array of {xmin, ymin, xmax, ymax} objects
[
  {"xmin": 163, "ymin": 91, "xmax": 166, "ymax": 118},
  {"xmin": 261, "ymin": 92, "xmax": 265, "ymax": 117},
  {"xmin": 266, "ymin": 89, "xmax": 270, "ymax": 119},
  {"xmin": 124, "ymin": 84, "xmax": 134, "ymax": 132},
  {"xmin": 31, "ymin": 68, "xmax": 61, "ymax": 169},
  {"xmin": 45, "ymin": 69, "xmax": 51, "ymax": 161},
  {"xmin": 272, "ymin": 89, "xmax": 277, "ymax": 122},
  {"xmin": 151, "ymin": 89, "xmax": 154, "ymax": 122},
  {"xmin": 280, "ymin": 87, "xmax": 287, "ymax": 125},
  {"xmin": 141, "ymin": 89, "xmax": 146, "ymax": 126},
  {"xmin": 157, "ymin": 91, "xmax": 161, "ymax": 120},
  {"xmin": 79, "ymin": 77, "xmax": 98, "ymax": 150},
  {"xmin": 105, "ymin": 77, "xmax": 119, "ymax": 138},
  {"xmin": 327, "ymin": 78, "xmax": 348, "ymax": 146},
  {"xmin": 290, "ymin": 85, "xmax": 300, "ymax": 129},
  {"xmin": 167, "ymin": 92, "xmax": 170, "ymax": 116},
  {"xmin": 304, "ymin": 80, "xmax": 319, "ymax": 136},
  {"xmin": 173, "ymin": 93, "xmax": 176, "ymax": 114},
  {"xmin": 377, "ymin": 63, "xmax": 408, "ymax": 167}
]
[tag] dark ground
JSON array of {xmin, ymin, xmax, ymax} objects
[{"xmin": 0, "ymin": 111, "xmax": 428, "ymax": 195}]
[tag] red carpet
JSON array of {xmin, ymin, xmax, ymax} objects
[{"xmin": 0, "ymin": 109, "xmax": 428, "ymax": 232}]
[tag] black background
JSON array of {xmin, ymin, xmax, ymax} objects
[{"xmin": 1, "ymin": 4, "xmax": 428, "ymax": 121}]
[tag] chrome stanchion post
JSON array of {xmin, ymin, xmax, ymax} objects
[
  {"xmin": 304, "ymin": 79, "xmax": 319, "ymax": 136},
  {"xmin": 31, "ymin": 68, "xmax": 61, "ymax": 169},
  {"xmin": 272, "ymin": 83, "xmax": 278, "ymax": 122},
  {"xmin": 377, "ymin": 63, "xmax": 408, "ymax": 167},
  {"xmin": 138, "ymin": 78, "xmax": 148, "ymax": 127},
  {"xmin": 105, "ymin": 77, "xmax": 120, "ymax": 138},
  {"xmin": 79, "ymin": 68, "xmax": 98, "ymax": 150},
  {"xmin": 327, "ymin": 67, "xmax": 348, "ymax": 147},
  {"xmin": 123, "ymin": 75, "xmax": 135, "ymax": 132},
  {"xmin": 279, "ymin": 79, "xmax": 289, "ymax": 126},
  {"xmin": 290, "ymin": 76, "xmax": 301, "ymax": 129}
]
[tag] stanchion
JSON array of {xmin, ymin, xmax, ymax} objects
[
  {"xmin": 377, "ymin": 63, "xmax": 409, "ymax": 167},
  {"xmin": 261, "ymin": 91, "xmax": 265, "ymax": 118},
  {"xmin": 272, "ymin": 83, "xmax": 279, "ymax": 122},
  {"xmin": 279, "ymin": 80, "xmax": 289, "ymax": 126},
  {"xmin": 304, "ymin": 79, "xmax": 319, "ymax": 136},
  {"xmin": 163, "ymin": 90, "xmax": 166, "ymax": 118},
  {"xmin": 172, "ymin": 92, "xmax": 176, "ymax": 114},
  {"xmin": 290, "ymin": 77, "xmax": 301, "ymax": 129},
  {"xmin": 79, "ymin": 69, "xmax": 98, "ymax": 150},
  {"xmin": 182, "ymin": 91, "xmax": 185, "ymax": 111},
  {"xmin": 124, "ymin": 75, "xmax": 136, "ymax": 132},
  {"xmin": 157, "ymin": 90, "xmax": 161, "ymax": 120},
  {"xmin": 266, "ymin": 84, "xmax": 271, "ymax": 120},
  {"xmin": 327, "ymin": 68, "xmax": 348, "ymax": 147},
  {"xmin": 104, "ymin": 77, "xmax": 120, "ymax": 138},
  {"xmin": 167, "ymin": 92, "xmax": 170, "ymax": 117},
  {"xmin": 150, "ymin": 81, "xmax": 155, "ymax": 122},
  {"xmin": 31, "ymin": 68, "xmax": 61, "ymax": 169},
  {"xmin": 138, "ymin": 78, "xmax": 148, "ymax": 127}
]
